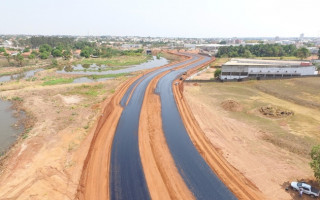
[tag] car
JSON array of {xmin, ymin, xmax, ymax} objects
[{"xmin": 291, "ymin": 182, "xmax": 320, "ymax": 198}]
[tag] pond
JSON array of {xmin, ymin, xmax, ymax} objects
[
  {"xmin": 0, "ymin": 100, "xmax": 24, "ymax": 154},
  {"xmin": 0, "ymin": 68, "xmax": 44, "ymax": 83},
  {"xmin": 57, "ymin": 56, "xmax": 168, "ymax": 75}
]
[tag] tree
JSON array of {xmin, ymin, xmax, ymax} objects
[
  {"xmin": 52, "ymin": 49, "xmax": 62, "ymax": 57},
  {"xmin": 39, "ymin": 44, "xmax": 52, "ymax": 53},
  {"xmin": 28, "ymin": 54, "xmax": 36, "ymax": 60},
  {"xmin": 318, "ymin": 48, "xmax": 320, "ymax": 59},
  {"xmin": 214, "ymin": 68, "xmax": 221, "ymax": 78},
  {"xmin": 63, "ymin": 49, "xmax": 72, "ymax": 60},
  {"xmin": 80, "ymin": 46, "xmax": 93, "ymax": 58},
  {"xmin": 16, "ymin": 53, "xmax": 24, "ymax": 67},
  {"xmin": 23, "ymin": 48, "xmax": 30, "ymax": 53},
  {"xmin": 243, "ymin": 49, "xmax": 253, "ymax": 58},
  {"xmin": 39, "ymin": 52, "xmax": 50, "ymax": 59},
  {"xmin": 310, "ymin": 145, "xmax": 320, "ymax": 183},
  {"xmin": 51, "ymin": 59, "xmax": 58, "ymax": 67},
  {"xmin": 296, "ymin": 47, "xmax": 310, "ymax": 60},
  {"xmin": 0, "ymin": 47, "xmax": 5, "ymax": 53},
  {"xmin": 4, "ymin": 52, "xmax": 11, "ymax": 64}
]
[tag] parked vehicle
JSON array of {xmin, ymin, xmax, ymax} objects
[{"xmin": 291, "ymin": 182, "xmax": 320, "ymax": 198}]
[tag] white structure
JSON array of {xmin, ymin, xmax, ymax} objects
[
  {"xmin": 1, "ymin": 40, "xmax": 13, "ymax": 48},
  {"xmin": 221, "ymin": 58, "xmax": 317, "ymax": 80}
]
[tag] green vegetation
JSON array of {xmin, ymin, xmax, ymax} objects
[
  {"xmin": 52, "ymin": 48, "xmax": 63, "ymax": 57},
  {"xmin": 27, "ymin": 36, "xmax": 75, "ymax": 49},
  {"xmin": 4, "ymin": 52, "xmax": 11, "ymax": 64},
  {"xmin": 23, "ymin": 47, "xmax": 30, "ymax": 53},
  {"xmin": 310, "ymin": 145, "xmax": 320, "ymax": 183},
  {"xmin": 80, "ymin": 46, "xmax": 93, "ymax": 58},
  {"xmin": 11, "ymin": 96, "xmax": 23, "ymax": 101},
  {"xmin": 63, "ymin": 49, "xmax": 72, "ymax": 60},
  {"xmin": 39, "ymin": 44, "xmax": 52, "ymax": 53},
  {"xmin": 214, "ymin": 68, "xmax": 221, "ymax": 78},
  {"xmin": 194, "ymin": 77, "xmax": 320, "ymax": 156},
  {"xmin": 156, "ymin": 53, "xmax": 161, "ymax": 59},
  {"xmin": 217, "ymin": 44, "xmax": 298, "ymax": 58},
  {"xmin": 73, "ymin": 55, "xmax": 150, "ymax": 66},
  {"xmin": 295, "ymin": 47, "xmax": 310, "ymax": 60},
  {"xmin": 318, "ymin": 48, "xmax": 320, "ymax": 59},
  {"xmin": 0, "ymin": 47, "xmax": 6, "ymax": 53},
  {"xmin": 89, "ymin": 73, "xmax": 130, "ymax": 80},
  {"xmin": 42, "ymin": 77, "xmax": 73, "ymax": 86},
  {"xmin": 28, "ymin": 54, "xmax": 36, "ymax": 60},
  {"xmin": 68, "ymin": 84, "xmax": 105, "ymax": 97}
]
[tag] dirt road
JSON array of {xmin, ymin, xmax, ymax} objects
[{"xmin": 77, "ymin": 53, "xmax": 263, "ymax": 199}]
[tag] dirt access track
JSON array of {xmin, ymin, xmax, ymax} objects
[{"xmin": 76, "ymin": 51, "xmax": 263, "ymax": 200}]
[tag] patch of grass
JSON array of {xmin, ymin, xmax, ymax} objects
[
  {"xmin": 73, "ymin": 55, "xmax": 151, "ymax": 67},
  {"xmin": 22, "ymin": 133, "xmax": 28, "ymax": 140},
  {"xmin": 89, "ymin": 73, "xmax": 130, "ymax": 80},
  {"xmin": 12, "ymin": 96, "xmax": 23, "ymax": 101},
  {"xmin": 68, "ymin": 83, "xmax": 105, "ymax": 97},
  {"xmin": 210, "ymin": 58, "xmax": 230, "ymax": 67},
  {"xmin": 42, "ymin": 78, "xmax": 73, "ymax": 86},
  {"xmin": 252, "ymin": 56, "xmax": 300, "ymax": 60},
  {"xmin": 83, "ymin": 125, "xmax": 89, "ymax": 129},
  {"xmin": 194, "ymin": 78, "xmax": 320, "ymax": 156}
]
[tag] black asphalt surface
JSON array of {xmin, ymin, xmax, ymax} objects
[
  {"xmin": 110, "ymin": 54, "xmax": 236, "ymax": 200},
  {"xmin": 155, "ymin": 54, "xmax": 237, "ymax": 200},
  {"xmin": 110, "ymin": 56, "xmax": 198, "ymax": 200}
]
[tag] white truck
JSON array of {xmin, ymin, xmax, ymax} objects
[{"xmin": 291, "ymin": 182, "xmax": 320, "ymax": 198}]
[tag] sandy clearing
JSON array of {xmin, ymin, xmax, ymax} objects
[
  {"xmin": 183, "ymin": 83, "xmax": 314, "ymax": 199},
  {"xmin": 0, "ymin": 79, "xmax": 123, "ymax": 200},
  {"xmin": 57, "ymin": 94, "xmax": 82, "ymax": 105}
]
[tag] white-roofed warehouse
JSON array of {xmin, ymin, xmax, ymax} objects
[{"xmin": 220, "ymin": 58, "xmax": 317, "ymax": 80}]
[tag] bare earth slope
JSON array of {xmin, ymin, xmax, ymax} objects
[{"xmin": 184, "ymin": 78, "xmax": 320, "ymax": 199}]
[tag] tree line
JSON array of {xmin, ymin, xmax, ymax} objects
[{"xmin": 216, "ymin": 44, "xmax": 312, "ymax": 60}]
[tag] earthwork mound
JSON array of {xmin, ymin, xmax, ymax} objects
[
  {"xmin": 221, "ymin": 100, "xmax": 242, "ymax": 112},
  {"xmin": 260, "ymin": 106, "xmax": 294, "ymax": 118}
]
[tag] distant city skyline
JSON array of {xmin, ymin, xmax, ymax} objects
[{"xmin": 1, "ymin": 0, "xmax": 320, "ymax": 38}]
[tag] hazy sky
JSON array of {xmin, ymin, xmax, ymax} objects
[{"xmin": 1, "ymin": 0, "xmax": 320, "ymax": 38}]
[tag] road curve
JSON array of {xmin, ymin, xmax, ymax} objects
[
  {"xmin": 110, "ymin": 56, "xmax": 199, "ymax": 199},
  {"xmin": 155, "ymin": 55, "xmax": 236, "ymax": 200},
  {"xmin": 77, "ymin": 52, "xmax": 255, "ymax": 200}
]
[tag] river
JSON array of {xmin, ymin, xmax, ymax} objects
[{"xmin": 0, "ymin": 100, "xmax": 24, "ymax": 154}]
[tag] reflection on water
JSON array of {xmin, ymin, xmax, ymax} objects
[
  {"xmin": 0, "ymin": 100, "xmax": 24, "ymax": 154},
  {"xmin": 0, "ymin": 68, "xmax": 44, "ymax": 83},
  {"xmin": 57, "ymin": 56, "xmax": 168, "ymax": 75}
]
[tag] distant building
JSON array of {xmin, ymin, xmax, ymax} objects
[
  {"xmin": 300, "ymin": 33, "xmax": 304, "ymax": 40},
  {"xmin": 121, "ymin": 44, "xmax": 142, "ymax": 49},
  {"xmin": 1, "ymin": 40, "xmax": 13, "ymax": 48},
  {"xmin": 221, "ymin": 58, "xmax": 317, "ymax": 80}
]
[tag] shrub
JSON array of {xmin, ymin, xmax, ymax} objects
[
  {"xmin": 214, "ymin": 68, "xmax": 222, "ymax": 78},
  {"xmin": 310, "ymin": 145, "xmax": 320, "ymax": 183}
]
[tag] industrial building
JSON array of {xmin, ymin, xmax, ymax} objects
[{"xmin": 220, "ymin": 58, "xmax": 317, "ymax": 80}]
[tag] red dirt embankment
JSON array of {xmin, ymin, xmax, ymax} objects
[
  {"xmin": 138, "ymin": 56, "xmax": 206, "ymax": 200},
  {"xmin": 76, "ymin": 52, "xmax": 191, "ymax": 200},
  {"xmin": 173, "ymin": 58, "xmax": 265, "ymax": 199}
]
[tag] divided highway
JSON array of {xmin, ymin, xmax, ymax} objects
[{"xmin": 77, "ymin": 53, "xmax": 245, "ymax": 200}]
